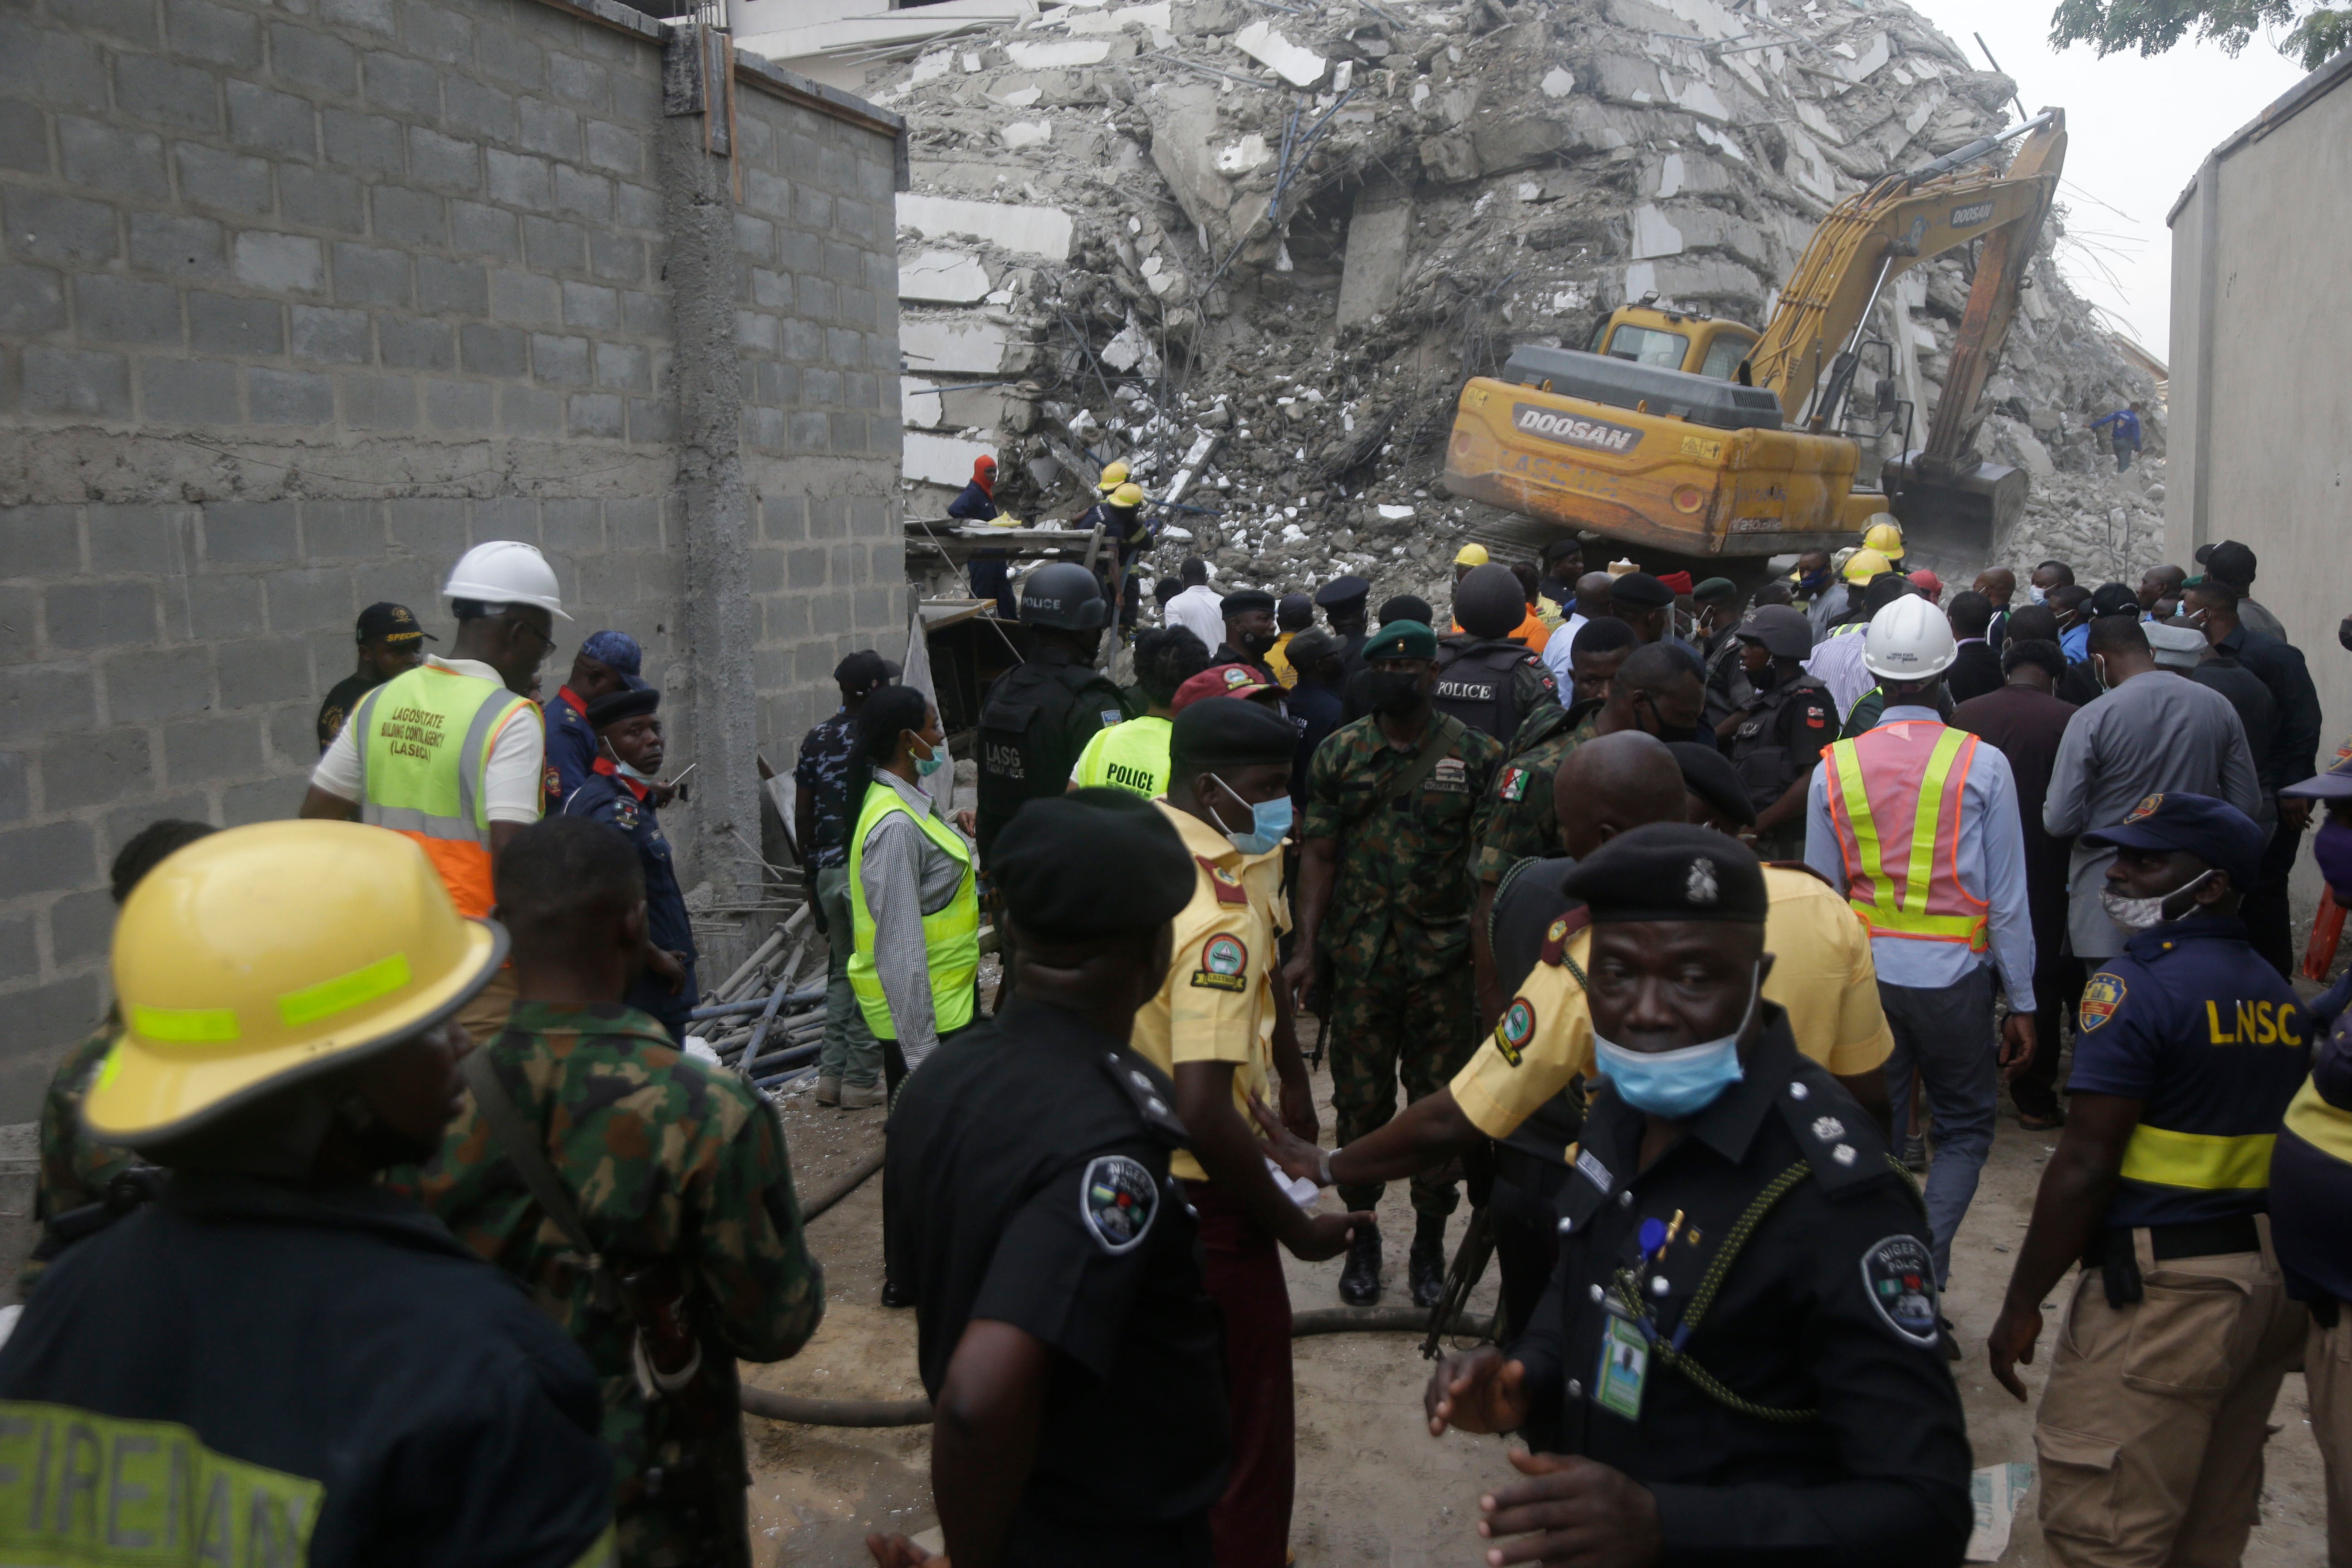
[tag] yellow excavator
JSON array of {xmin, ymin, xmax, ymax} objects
[{"xmin": 1442, "ymin": 109, "xmax": 2067, "ymax": 574}]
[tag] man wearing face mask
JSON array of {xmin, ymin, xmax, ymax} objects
[
  {"xmin": 1135, "ymin": 699, "xmax": 1372, "ymax": 1568},
  {"xmin": 1288, "ymin": 620, "xmax": 1503, "ymax": 1308},
  {"xmin": 1807, "ymin": 594, "xmax": 2040, "ymax": 1306},
  {"xmin": 1793, "ymin": 548, "xmax": 1844, "ymax": 642},
  {"xmin": 562, "ymin": 686, "xmax": 696, "ymax": 1042},
  {"xmin": 2029, "ymin": 559, "xmax": 2075, "ymax": 610},
  {"xmin": 1423, "ymin": 825, "xmax": 1971, "ymax": 1568},
  {"xmin": 1986, "ymin": 794, "xmax": 2309, "ymax": 1568},
  {"xmin": 1212, "ymin": 588, "xmax": 1285, "ymax": 688}
]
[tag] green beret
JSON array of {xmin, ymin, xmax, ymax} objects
[
  {"xmin": 1361, "ymin": 619, "xmax": 1438, "ymax": 663},
  {"xmin": 1692, "ymin": 577, "xmax": 1738, "ymax": 600}
]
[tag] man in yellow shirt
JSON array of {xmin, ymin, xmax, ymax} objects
[{"xmin": 1132, "ymin": 698, "xmax": 1367, "ymax": 1568}]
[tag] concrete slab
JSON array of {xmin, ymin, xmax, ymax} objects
[
  {"xmin": 902, "ymin": 317, "xmax": 1011, "ymax": 375},
  {"xmin": 904, "ymin": 431, "xmax": 1002, "ymax": 488},
  {"xmin": 897, "ymin": 194, "xmax": 1075, "ymax": 260},
  {"xmin": 1336, "ymin": 179, "xmax": 1414, "ymax": 326},
  {"xmin": 899, "ymin": 250, "xmax": 992, "ymax": 304},
  {"xmin": 1000, "ymin": 120, "xmax": 1053, "ymax": 147},
  {"xmin": 1630, "ymin": 203, "xmax": 1684, "ymax": 260},
  {"xmin": 1234, "ymin": 20, "xmax": 1326, "ymax": 86},
  {"xmin": 1004, "ymin": 38, "xmax": 1113, "ymax": 67},
  {"xmin": 902, "ymin": 377, "xmax": 948, "ymax": 428}
]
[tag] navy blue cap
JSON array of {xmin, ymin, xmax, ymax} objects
[
  {"xmin": 585, "ymin": 686, "xmax": 659, "ymax": 728},
  {"xmin": 2080, "ymin": 792, "xmax": 2266, "ymax": 889},
  {"xmin": 2282, "ymin": 758, "xmax": 2352, "ymax": 802},
  {"xmin": 579, "ymin": 630, "xmax": 642, "ymax": 676}
]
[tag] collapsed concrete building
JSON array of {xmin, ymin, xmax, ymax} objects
[{"xmin": 742, "ymin": 0, "xmax": 2169, "ymax": 607}]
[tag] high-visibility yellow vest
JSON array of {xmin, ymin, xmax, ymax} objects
[
  {"xmin": 1822, "ymin": 722, "xmax": 1989, "ymax": 949},
  {"xmin": 1071, "ymin": 714, "xmax": 1173, "ymax": 799},
  {"xmin": 846, "ymin": 780, "xmax": 979, "ymax": 1040},
  {"xmin": 350, "ymin": 662, "xmax": 537, "ymax": 918}
]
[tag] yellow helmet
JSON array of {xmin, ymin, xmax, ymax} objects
[
  {"xmin": 1862, "ymin": 517, "xmax": 1904, "ymax": 558},
  {"xmin": 1109, "ymin": 482, "xmax": 1146, "ymax": 509},
  {"xmin": 1843, "ymin": 547, "xmax": 1894, "ymax": 584},
  {"xmin": 1454, "ymin": 543, "xmax": 1490, "ymax": 567},
  {"xmin": 1097, "ymin": 461, "xmax": 1130, "ymax": 494},
  {"xmin": 88, "ymin": 821, "xmax": 505, "ymax": 1144}
]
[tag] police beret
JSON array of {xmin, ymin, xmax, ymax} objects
[
  {"xmin": 2081, "ymin": 792, "xmax": 2266, "ymax": 891},
  {"xmin": 1377, "ymin": 595, "xmax": 1434, "ymax": 627},
  {"xmin": 585, "ymin": 687, "xmax": 660, "ymax": 728},
  {"xmin": 1171, "ymin": 696, "xmax": 1298, "ymax": 768},
  {"xmin": 1220, "ymin": 589, "xmax": 1278, "ymax": 617},
  {"xmin": 1611, "ymin": 572, "xmax": 1675, "ymax": 609},
  {"xmin": 1283, "ymin": 628, "xmax": 1344, "ymax": 669},
  {"xmin": 993, "ymin": 789, "xmax": 1195, "ymax": 941},
  {"xmin": 1542, "ymin": 537, "xmax": 1584, "ymax": 563},
  {"xmin": 1314, "ymin": 573, "xmax": 1371, "ymax": 608},
  {"xmin": 1561, "ymin": 823, "xmax": 1768, "ymax": 924},
  {"xmin": 1361, "ymin": 619, "xmax": 1439, "ymax": 663},
  {"xmin": 1668, "ymin": 742, "xmax": 1755, "ymax": 828},
  {"xmin": 1277, "ymin": 592, "xmax": 1314, "ymax": 631}
]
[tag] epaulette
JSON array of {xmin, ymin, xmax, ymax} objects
[
  {"xmin": 1196, "ymin": 855, "xmax": 1248, "ymax": 905},
  {"xmin": 1540, "ymin": 904, "xmax": 1592, "ymax": 968},
  {"xmin": 1099, "ymin": 1051, "xmax": 1191, "ymax": 1146},
  {"xmin": 1766, "ymin": 859, "xmax": 1836, "ymax": 888},
  {"xmin": 1769, "ymin": 1063, "xmax": 1907, "ymax": 1204}
]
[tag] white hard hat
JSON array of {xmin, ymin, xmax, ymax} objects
[
  {"xmin": 1862, "ymin": 593, "xmax": 1956, "ymax": 681},
  {"xmin": 444, "ymin": 540, "xmax": 569, "ymax": 620}
]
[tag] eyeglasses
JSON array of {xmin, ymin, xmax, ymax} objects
[{"xmin": 510, "ymin": 617, "xmax": 559, "ymax": 658}]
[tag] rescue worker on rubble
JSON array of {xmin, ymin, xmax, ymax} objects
[
  {"xmin": 949, "ymin": 455, "xmax": 1018, "ymax": 618},
  {"xmin": 1453, "ymin": 541, "xmax": 1490, "ymax": 587},
  {"xmin": 1076, "ymin": 481, "xmax": 1155, "ymax": 631},
  {"xmin": 872, "ymin": 791, "xmax": 1229, "ymax": 1568},
  {"xmin": 1988, "ymin": 794, "xmax": 2308, "ymax": 1568},
  {"xmin": 975, "ymin": 563, "xmax": 1130, "ymax": 866},
  {"xmin": 1863, "ymin": 515, "xmax": 1906, "ymax": 571},
  {"xmin": 0, "ymin": 821, "xmax": 619, "ymax": 1566},
  {"xmin": 408, "ymin": 816, "xmax": 823, "ymax": 1568},
  {"xmin": 562, "ymin": 686, "xmax": 696, "ymax": 1043},
  {"xmin": 1720, "ymin": 603, "xmax": 1839, "ymax": 861},
  {"xmin": 1436, "ymin": 563, "xmax": 1561, "ymax": 745},
  {"xmin": 1423, "ymin": 826, "xmax": 1970, "ymax": 1568}
]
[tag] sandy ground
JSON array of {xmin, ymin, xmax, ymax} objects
[{"xmin": 742, "ymin": 1022, "xmax": 2331, "ymax": 1567}]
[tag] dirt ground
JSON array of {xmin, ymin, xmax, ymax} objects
[{"xmin": 741, "ymin": 1022, "xmax": 2331, "ymax": 1567}]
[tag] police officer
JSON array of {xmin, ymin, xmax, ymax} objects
[
  {"xmin": 1070, "ymin": 626, "xmax": 1210, "ymax": 798},
  {"xmin": 1988, "ymin": 793, "xmax": 2311, "ymax": 1568},
  {"xmin": 0, "ymin": 821, "xmax": 618, "ymax": 1565},
  {"xmin": 1719, "ymin": 603, "xmax": 1838, "ymax": 860},
  {"xmin": 562, "ymin": 686, "xmax": 696, "ymax": 1042},
  {"xmin": 1314, "ymin": 573, "xmax": 1372, "ymax": 672},
  {"xmin": 1424, "ymin": 825, "xmax": 1971, "ymax": 1564},
  {"xmin": 546, "ymin": 630, "xmax": 651, "ymax": 809},
  {"xmin": 317, "ymin": 601, "xmax": 430, "ymax": 752},
  {"xmin": 1436, "ymin": 564, "xmax": 1561, "ymax": 744},
  {"xmin": 1536, "ymin": 537, "xmax": 1583, "ymax": 616},
  {"xmin": 1287, "ymin": 619, "xmax": 1503, "ymax": 1308},
  {"xmin": 1210, "ymin": 588, "xmax": 1284, "ymax": 687},
  {"xmin": 975, "ymin": 562, "xmax": 1130, "ymax": 867},
  {"xmin": 410, "ymin": 818, "xmax": 823, "ymax": 1568},
  {"xmin": 873, "ymin": 790, "xmax": 1229, "ymax": 1568}
]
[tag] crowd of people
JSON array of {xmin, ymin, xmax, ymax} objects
[{"xmin": 8, "ymin": 515, "xmax": 2352, "ymax": 1568}]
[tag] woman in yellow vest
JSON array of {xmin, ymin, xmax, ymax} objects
[{"xmin": 1067, "ymin": 626, "xmax": 1210, "ymax": 799}]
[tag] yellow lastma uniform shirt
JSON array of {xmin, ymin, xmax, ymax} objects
[
  {"xmin": 1129, "ymin": 800, "xmax": 1290, "ymax": 1182},
  {"xmin": 1453, "ymin": 864, "xmax": 1895, "ymax": 1138}
]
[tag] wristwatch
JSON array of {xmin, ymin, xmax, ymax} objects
[{"xmin": 1317, "ymin": 1147, "xmax": 1334, "ymax": 1188}]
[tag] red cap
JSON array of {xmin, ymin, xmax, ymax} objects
[
  {"xmin": 1173, "ymin": 664, "xmax": 1278, "ymax": 711},
  {"xmin": 1657, "ymin": 570, "xmax": 1694, "ymax": 596},
  {"xmin": 1907, "ymin": 568, "xmax": 1943, "ymax": 603}
]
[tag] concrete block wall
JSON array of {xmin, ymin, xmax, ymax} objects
[{"xmin": 0, "ymin": 0, "xmax": 906, "ymax": 1119}]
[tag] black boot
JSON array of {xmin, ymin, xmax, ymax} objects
[
  {"xmin": 1338, "ymin": 1224, "xmax": 1382, "ymax": 1306},
  {"xmin": 1409, "ymin": 1214, "xmax": 1447, "ymax": 1309}
]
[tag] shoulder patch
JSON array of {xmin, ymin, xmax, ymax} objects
[
  {"xmin": 1191, "ymin": 933, "xmax": 1250, "ymax": 991},
  {"xmin": 1540, "ymin": 905, "xmax": 1592, "ymax": 967},
  {"xmin": 1101, "ymin": 709, "xmax": 1122, "ymax": 729},
  {"xmin": 1196, "ymin": 855, "xmax": 1249, "ymax": 905},
  {"xmin": 1860, "ymin": 1234, "xmax": 1940, "ymax": 1349},
  {"xmin": 1080, "ymin": 1155, "xmax": 1159, "ymax": 1254},
  {"xmin": 1099, "ymin": 1051, "xmax": 1189, "ymax": 1143},
  {"xmin": 1492, "ymin": 996, "xmax": 1537, "ymax": 1066},
  {"xmin": 614, "ymin": 795, "xmax": 640, "ymax": 830},
  {"xmin": 1429, "ymin": 756, "xmax": 1470, "ymax": 794},
  {"xmin": 1498, "ymin": 766, "xmax": 1529, "ymax": 803},
  {"xmin": 2079, "ymin": 972, "xmax": 2127, "ymax": 1032}
]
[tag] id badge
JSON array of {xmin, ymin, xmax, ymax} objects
[{"xmin": 1594, "ymin": 1312, "xmax": 1649, "ymax": 1421}]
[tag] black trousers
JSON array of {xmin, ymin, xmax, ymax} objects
[{"xmin": 2242, "ymin": 817, "xmax": 2305, "ymax": 979}]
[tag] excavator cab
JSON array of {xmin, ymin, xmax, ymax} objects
[{"xmin": 1590, "ymin": 305, "xmax": 1759, "ymax": 382}]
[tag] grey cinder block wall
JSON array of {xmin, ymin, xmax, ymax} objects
[{"xmin": 0, "ymin": 0, "xmax": 906, "ymax": 1119}]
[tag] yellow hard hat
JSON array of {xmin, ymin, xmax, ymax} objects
[
  {"xmin": 1843, "ymin": 547, "xmax": 1894, "ymax": 584},
  {"xmin": 1097, "ymin": 461, "xmax": 1130, "ymax": 493},
  {"xmin": 87, "ymin": 821, "xmax": 505, "ymax": 1144},
  {"xmin": 1109, "ymin": 482, "xmax": 1146, "ymax": 509},
  {"xmin": 1862, "ymin": 517, "xmax": 1904, "ymax": 557},
  {"xmin": 1454, "ymin": 543, "xmax": 1490, "ymax": 567}
]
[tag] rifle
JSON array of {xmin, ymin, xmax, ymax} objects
[{"xmin": 1421, "ymin": 1204, "xmax": 1496, "ymax": 1359}]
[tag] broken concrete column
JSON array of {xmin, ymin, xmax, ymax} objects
[{"xmin": 1336, "ymin": 178, "xmax": 1416, "ymax": 326}]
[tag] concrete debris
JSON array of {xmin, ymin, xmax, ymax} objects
[{"xmin": 741, "ymin": 0, "xmax": 2168, "ymax": 608}]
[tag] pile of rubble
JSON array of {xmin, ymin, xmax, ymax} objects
[{"xmin": 745, "ymin": 0, "xmax": 2170, "ymax": 608}]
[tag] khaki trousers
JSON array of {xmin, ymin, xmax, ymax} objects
[
  {"xmin": 2036, "ymin": 1224, "xmax": 2308, "ymax": 1568},
  {"xmin": 2310, "ymin": 1309, "xmax": 2352, "ymax": 1568},
  {"xmin": 453, "ymin": 965, "xmax": 518, "ymax": 1047}
]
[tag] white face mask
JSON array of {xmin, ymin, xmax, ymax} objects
[
  {"xmin": 2027, "ymin": 584, "xmax": 2048, "ymax": 606},
  {"xmin": 2100, "ymin": 869, "xmax": 2217, "ymax": 934}
]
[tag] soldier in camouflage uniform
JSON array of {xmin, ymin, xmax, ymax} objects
[
  {"xmin": 1285, "ymin": 620, "xmax": 1501, "ymax": 1309},
  {"xmin": 402, "ymin": 818, "xmax": 823, "ymax": 1568}
]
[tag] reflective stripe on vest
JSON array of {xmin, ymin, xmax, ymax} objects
[
  {"xmin": 2119, "ymin": 1124, "xmax": 2276, "ymax": 1191},
  {"xmin": 351, "ymin": 664, "xmax": 535, "ymax": 918},
  {"xmin": 2283, "ymin": 1075, "xmax": 2352, "ymax": 1166},
  {"xmin": 1823, "ymin": 723, "xmax": 1989, "ymax": 948},
  {"xmin": 846, "ymin": 780, "xmax": 979, "ymax": 1040}
]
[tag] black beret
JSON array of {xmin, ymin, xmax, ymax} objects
[
  {"xmin": 1314, "ymin": 573, "xmax": 1371, "ymax": 608},
  {"xmin": 1542, "ymin": 537, "xmax": 1584, "ymax": 563},
  {"xmin": 833, "ymin": 649, "xmax": 890, "ymax": 687},
  {"xmin": 1667, "ymin": 742, "xmax": 1755, "ymax": 828},
  {"xmin": 1220, "ymin": 589, "xmax": 1277, "ymax": 617},
  {"xmin": 585, "ymin": 687, "xmax": 660, "ymax": 728},
  {"xmin": 1561, "ymin": 823, "xmax": 1767, "ymax": 924},
  {"xmin": 992, "ymin": 789, "xmax": 1195, "ymax": 941},
  {"xmin": 1171, "ymin": 696, "xmax": 1298, "ymax": 769},
  {"xmin": 1283, "ymin": 628, "xmax": 1344, "ymax": 669},
  {"xmin": 1610, "ymin": 572, "xmax": 1674, "ymax": 609},
  {"xmin": 1277, "ymin": 591, "xmax": 1314, "ymax": 630},
  {"xmin": 1377, "ymin": 594, "xmax": 1434, "ymax": 626}
]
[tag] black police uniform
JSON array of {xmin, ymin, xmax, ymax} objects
[
  {"xmin": 0, "ymin": 1171, "xmax": 614, "ymax": 1566},
  {"xmin": 566, "ymin": 767, "xmax": 700, "ymax": 1040},
  {"xmin": 1434, "ymin": 635, "xmax": 1560, "ymax": 744},
  {"xmin": 885, "ymin": 997, "xmax": 1229, "ymax": 1566},
  {"xmin": 1726, "ymin": 671, "xmax": 1838, "ymax": 857},
  {"xmin": 1511, "ymin": 1018, "xmax": 1973, "ymax": 1563},
  {"xmin": 975, "ymin": 648, "xmax": 1129, "ymax": 865}
]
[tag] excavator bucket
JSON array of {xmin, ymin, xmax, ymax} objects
[{"xmin": 1879, "ymin": 451, "xmax": 2027, "ymax": 577}]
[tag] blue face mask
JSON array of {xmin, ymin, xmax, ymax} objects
[
  {"xmin": 1591, "ymin": 966, "xmax": 1759, "ymax": 1120},
  {"xmin": 909, "ymin": 734, "xmax": 947, "ymax": 778},
  {"xmin": 1210, "ymin": 774, "xmax": 1293, "ymax": 855}
]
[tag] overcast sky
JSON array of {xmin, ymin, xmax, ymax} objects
[{"xmin": 1896, "ymin": 0, "xmax": 2308, "ymax": 362}]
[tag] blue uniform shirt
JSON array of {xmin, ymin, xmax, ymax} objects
[
  {"xmin": 542, "ymin": 687, "xmax": 600, "ymax": 813},
  {"xmin": 564, "ymin": 767, "xmax": 699, "ymax": 1039},
  {"xmin": 2069, "ymin": 913, "xmax": 2309, "ymax": 1228}
]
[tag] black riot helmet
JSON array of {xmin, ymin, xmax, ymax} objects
[{"xmin": 1019, "ymin": 562, "xmax": 1110, "ymax": 631}]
